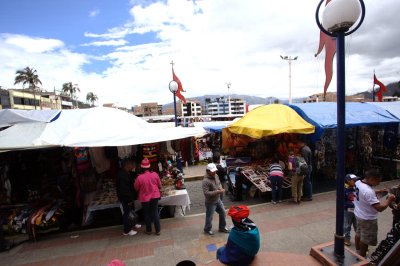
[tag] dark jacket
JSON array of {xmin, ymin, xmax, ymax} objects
[{"xmin": 116, "ymin": 169, "xmax": 137, "ymax": 203}]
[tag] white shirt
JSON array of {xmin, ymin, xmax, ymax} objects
[{"xmin": 354, "ymin": 180, "xmax": 380, "ymax": 220}]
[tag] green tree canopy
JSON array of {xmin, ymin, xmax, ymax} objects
[
  {"xmin": 86, "ymin": 92, "xmax": 98, "ymax": 106},
  {"xmin": 14, "ymin": 66, "xmax": 42, "ymax": 109}
]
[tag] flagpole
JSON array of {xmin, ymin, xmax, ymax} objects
[{"xmin": 372, "ymin": 70, "xmax": 375, "ymax": 102}]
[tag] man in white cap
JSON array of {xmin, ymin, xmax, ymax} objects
[{"xmin": 202, "ymin": 163, "xmax": 229, "ymax": 235}]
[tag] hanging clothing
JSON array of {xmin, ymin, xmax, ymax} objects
[{"xmin": 89, "ymin": 147, "xmax": 110, "ymax": 174}]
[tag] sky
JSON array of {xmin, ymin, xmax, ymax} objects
[{"xmin": 0, "ymin": 0, "xmax": 399, "ymax": 108}]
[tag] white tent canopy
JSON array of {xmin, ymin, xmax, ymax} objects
[
  {"xmin": 0, "ymin": 109, "xmax": 61, "ymax": 128},
  {"xmin": 0, "ymin": 107, "xmax": 207, "ymax": 150}
]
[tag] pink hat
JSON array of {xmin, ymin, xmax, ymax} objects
[
  {"xmin": 107, "ymin": 259, "xmax": 125, "ymax": 266},
  {"xmin": 141, "ymin": 158, "xmax": 151, "ymax": 168}
]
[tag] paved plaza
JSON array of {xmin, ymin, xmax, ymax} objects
[{"xmin": 1, "ymin": 178, "xmax": 397, "ymax": 266}]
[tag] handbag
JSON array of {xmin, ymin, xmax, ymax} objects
[{"xmin": 127, "ymin": 209, "xmax": 138, "ymax": 225}]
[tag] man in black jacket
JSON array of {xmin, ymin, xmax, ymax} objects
[{"xmin": 117, "ymin": 159, "xmax": 140, "ymax": 236}]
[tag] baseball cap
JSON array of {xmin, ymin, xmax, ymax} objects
[
  {"xmin": 345, "ymin": 174, "xmax": 359, "ymax": 182},
  {"xmin": 206, "ymin": 163, "xmax": 218, "ymax": 172}
]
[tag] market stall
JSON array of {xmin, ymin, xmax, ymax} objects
[
  {"xmin": 0, "ymin": 108, "xmax": 206, "ymax": 244},
  {"xmin": 289, "ymin": 102, "xmax": 400, "ymax": 179},
  {"xmin": 222, "ymin": 104, "xmax": 315, "ymax": 194}
]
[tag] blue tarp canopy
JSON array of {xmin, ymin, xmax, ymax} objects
[
  {"xmin": 194, "ymin": 121, "xmax": 234, "ymax": 133},
  {"xmin": 369, "ymin": 102, "xmax": 400, "ymax": 120},
  {"xmin": 289, "ymin": 102, "xmax": 400, "ymax": 140}
]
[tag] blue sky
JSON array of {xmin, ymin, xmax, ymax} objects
[{"xmin": 0, "ymin": 0, "xmax": 399, "ymax": 107}]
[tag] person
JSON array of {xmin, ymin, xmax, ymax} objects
[
  {"xmin": 353, "ymin": 169, "xmax": 396, "ymax": 257},
  {"xmin": 298, "ymin": 140, "xmax": 313, "ymax": 201},
  {"xmin": 134, "ymin": 158, "xmax": 162, "ymax": 235},
  {"xmin": 213, "ymin": 153, "xmax": 227, "ymax": 198},
  {"xmin": 202, "ymin": 163, "xmax": 229, "ymax": 235},
  {"xmin": 343, "ymin": 173, "xmax": 358, "ymax": 246},
  {"xmin": 216, "ymin": 205, "xmax": 260, "ymax": 266},
  {"xmin": 268, "ymin": 156, "xmax": 284, "ymax": 204},
  {"xmin": 116, "ymin": 159, "xmax": 140, "ymax": 236},
  {"xmin": 288, "ymin": 149, "xmax": 304, "ymax": 204},
  {"xmin": 389, "ymin": 182, "xmax": 400, "ymax": 228}
]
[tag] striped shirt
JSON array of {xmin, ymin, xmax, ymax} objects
[{"xmin": 268, "ymin": 163, "xmax": 284, "ymax": 177}]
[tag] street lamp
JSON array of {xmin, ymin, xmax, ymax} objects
[
  {"xmin": 315, "ymin": 0, "xmax": 365, "ymax": 261},
  {"xmin": 280, "ymin": 55, "xmax": 298, "ymax": 104},
  {"xmin": 169, "ymin": 80, "xmax": 179, "ymax": 127}
]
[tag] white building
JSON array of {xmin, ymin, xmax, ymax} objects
[
  {"xmin": 181, "ymin": 101, "xmax": 202, "ymax": 117},
  {"xmin": 205, "ymin": 97, "xmax": 246, "ymax": 116}
]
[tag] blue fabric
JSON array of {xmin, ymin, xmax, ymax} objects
[
  {"xmin": 217, "ymin": 227, "xmax": 260, "ymax": 266},
  {"xmin": 289, "ymin": 102, "xmax": 400, "ymax": 141}
]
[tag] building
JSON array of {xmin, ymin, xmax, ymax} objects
[
  {"xmin": 205, "ymin": 97, "xmax": 246, "ymax": 116},
  {"xmin": 132, "ymin": 102, "xmax": 163, "ymax": 117},
  {"xmin": 0, "ymin": 88, "xmax": 75, "ymax": 110},
  {"xmin": 180, "ymin": 101, "xmax": 202, "ymax": 117}
]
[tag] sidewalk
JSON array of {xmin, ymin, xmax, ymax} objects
[{"xmin": 1, "ymin": 180, "xmax": 397, "ymax": 266}]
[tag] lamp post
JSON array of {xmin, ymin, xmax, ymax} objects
[
  {"xmin": 169, "ymin": 80, "xmax": 179, "ymax": 127},
  {"xmin": 315, "ymin": 0, "xmax": 365, "ymax": 260},
  {"xmin": 280, "ymin": 55, "xmax": 298, "ymax": 104}
]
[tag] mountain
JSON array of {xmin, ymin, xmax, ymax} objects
[
  {"xmin": 162, "ymin": 94, "xmax": 282, "ymax": 111},
  {"xmin": 162, "ymin": 81, "xmax": 400, "ymax": 111},
  {"xmin": 352, "ymin": 81, "xmax": 400, "ymax": 100}
]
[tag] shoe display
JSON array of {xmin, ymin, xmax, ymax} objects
[
  {"xmin": 204, "ymin": 230, "xmax": 214, "ymax": 235},
  {"xmin": 219, "ymin": 228, "xmax": 230, "ymax": 233},
  {"xmin": 123, "ymin": 230, "xmax": 138, "ymax": 236}
]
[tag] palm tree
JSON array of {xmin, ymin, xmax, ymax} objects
[
  {"xmin": 14, "ymin": 67, "xmax": 42, "ymax": 109},
  {"xmin": 62, "ymin": 82, "xmax": 80, "ymax": 108},
  {"xmin": 86, "ymin": 92, "xmax": 98, "ymax": 106}
]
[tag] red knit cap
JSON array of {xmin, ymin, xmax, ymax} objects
[{"xmin": 228, "ymin": 205, "xmax": 250, "ymax": 222}]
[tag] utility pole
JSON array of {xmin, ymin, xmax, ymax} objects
[
  {"xmin": 226, "ymin": 82, "xmax": 231, "ymax": 115},
  {"xmin": 280, "ymin": 55, "xmax": 298, "ymax": 104}
]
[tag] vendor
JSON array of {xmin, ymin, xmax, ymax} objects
[{"xmin": 216, "ymin": 205, "xmax": 260, "ymax": 266}]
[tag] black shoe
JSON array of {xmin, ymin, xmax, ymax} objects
[
  {"xmin": 219, "ymin": 228, "xmax": 230, "ymax": 233},
  {"xmin": 204, "ymin": 230, "xmax": 214, "ymax": 235}
]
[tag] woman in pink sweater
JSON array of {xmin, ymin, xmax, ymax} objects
[{"xmin": 134, "ymin": 158, "xmax": 162, "ymax": 235}]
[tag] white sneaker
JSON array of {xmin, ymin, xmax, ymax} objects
[
  {"xmin": 123, "ymin": 230, "xmax": 137, "ymax": 236},
  {"xmin": 134, "ymin": 224, "xmax": 142, "ymax": 229}
]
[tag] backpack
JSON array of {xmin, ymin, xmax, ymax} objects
[{"xmin": 295, "ymin": 156, "xmax": 308, "ymax": 176}]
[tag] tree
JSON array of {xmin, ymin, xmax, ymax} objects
[
  {"xmin": 86, "ymin": 92, "xmax": 98, "ymax": 106},
  {"xmin": 62, "ymin": 82, "xmax": 80, "ymax": 108},
  {"xmin": 14, "ymin": 67, "xmax": 42, "ymax": 109}
]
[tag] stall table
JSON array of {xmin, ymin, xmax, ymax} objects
[{"xmin": 83, "ymin": 188, "xmax": 191, "ymax": 226}]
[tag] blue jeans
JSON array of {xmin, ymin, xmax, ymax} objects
[
  {"xmin": 344, "ymin": 210, "xmax": 357, "ymax": 240},
  {"xmin": 204, "ymin": 199, "xmax": 226, "ymax": 232},
  {"xmin": 303, "ymin": 166, "xmax": 313, "ymax": 199},
  {"xmin": 142, "ymin": 198, "xmax": 160, "ymax": 233},
  {"xmin": 269, "ymin": 175, "xmax": 282, "ymax": 202}
]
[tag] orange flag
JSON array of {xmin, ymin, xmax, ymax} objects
[
  {"xmin": 374, "ymin": 74, "xmax": 387, "ymax": 102},
  {"xmin": 172, "ymin": 68, "xmax": 186, "ymax": 104}
]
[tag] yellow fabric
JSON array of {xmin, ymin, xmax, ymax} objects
[{"xmin": 227, "ymin": 104, "xmax": 315, "ymax": 139}]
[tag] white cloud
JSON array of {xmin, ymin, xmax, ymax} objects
[
  {"xmin": 82, "ymin": 39, "xmax": 128, "ymax": 47},
  {"xmin": 2, "ymin": 34, "xmax": 64, "ymax": 53},
  {"xmin": 1, "ymin": 0, "xmax": 399, "ymax": 108},
  {"xmin": 89, "ymin": 9, "xmax": 100, "ymax": 18}
]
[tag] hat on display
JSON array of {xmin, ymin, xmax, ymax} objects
[
  {"xmin": 345, "ymin": 173, "xmax": 359, "ymax": 182},
  {"xmin": 228, "ymin": 205, "xmax": 250, "ymax": 222},
  {"xmin": 206, "ymin": 163, "xmax": 218, "ymax": 172},
  {"xmin": 141, "ymin": 158, "xmax": 151, "ymax": 168}
]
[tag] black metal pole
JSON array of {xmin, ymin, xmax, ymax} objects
[
  {"xmin": 173, "ymin": 92, "xmax": 178, "ymax": 127},
  {"xmin": 334, "ymin": 31, "xmax": 346, "ymax": 258}
]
